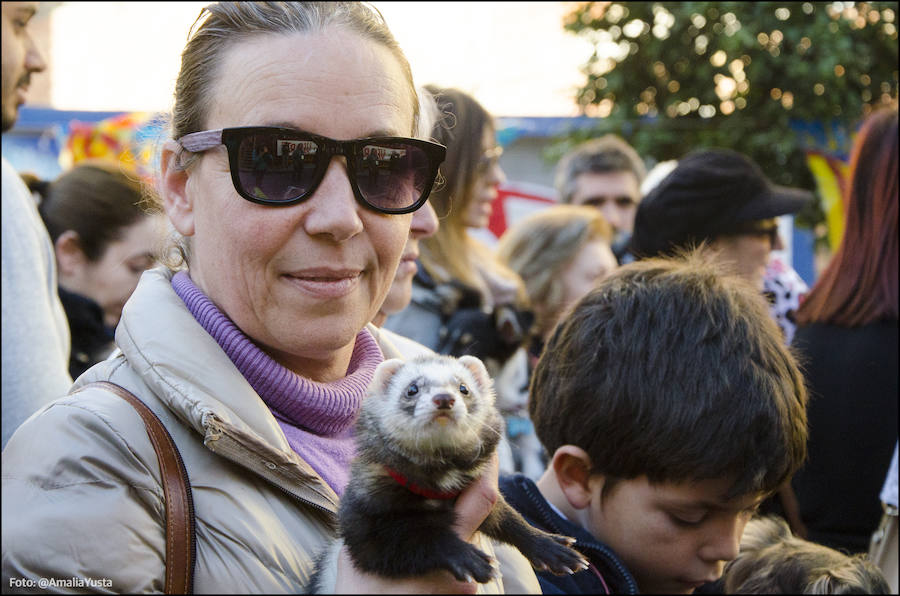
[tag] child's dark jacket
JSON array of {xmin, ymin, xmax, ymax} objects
[{"xmin": 499, "ymin": 474, "xmax": 639, "ymax": 594}]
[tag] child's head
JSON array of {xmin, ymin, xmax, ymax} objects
[
  {"xmin": 721, "ymin": 515, "xmax": 890, "ymax": 594},
  {"xmin": 529, "ymin": 250, "xmax": 808, "ymax": 593}
]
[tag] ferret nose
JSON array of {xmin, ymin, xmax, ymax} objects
[{"xmin": 432, "ymin": 393, "xmax": 455, "ymax": 410}]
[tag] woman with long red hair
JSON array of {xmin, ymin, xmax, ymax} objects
[{"xmin": 788, "ymin": 104, "xmax": 898, "ymax": 555}]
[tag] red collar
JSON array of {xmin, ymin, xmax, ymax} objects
[{"xmin": 384, "ymin": 466, "xmax": 460, "ymax": 500}]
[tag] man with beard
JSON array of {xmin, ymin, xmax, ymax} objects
[{"xmin": 1, "ymin": 2, "xmax": 72, "ymax": 448}]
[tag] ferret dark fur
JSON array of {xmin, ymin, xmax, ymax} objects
[{"xmin": 308, "ymin": 354, "xmax": 587, "ymax": 591}]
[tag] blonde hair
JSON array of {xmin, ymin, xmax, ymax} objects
[
  {"xmin": 496, "ymin": 205, "xmax": 613, "ymax": 333},
  {"xmin": 154, "ymin": 1, "xmax": 421, "ymax": 269},
  {"xmin": 722, "ymin": 516, "xmax": 890, "ymax": 594}
]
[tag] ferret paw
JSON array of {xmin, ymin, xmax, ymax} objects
[
  {"xmin": 444, "ymin": 543, "xmax": 497, "ymax": 584},
  {"xmin": 524, "ymin": 534, "xmax": 590, "ymax": 576}
]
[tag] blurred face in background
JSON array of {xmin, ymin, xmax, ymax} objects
[
  {"xmin": 464, "ymin": 126, "xmax": 506, "ymax": 229},
  {"xmin": 0, "ymin": 2, "xmax": 45, "ymax": 133},
  {"xmin": 570, "ymin": 170, "xmax": 641, "ymax": 236},
  {"xmin": 56, "ymin": 215, "xmax": 162, "ymax": 328},
  {"xmin": 374, "ymin": 199, "xmax": 439, "ymax": 325},
  {"xmin": 553, "ymin": 238, "xmax": 617, "ymax": 333},
  {"xmin": 709, "ymin": 218, "xmax": 782, "ymax": 292}
]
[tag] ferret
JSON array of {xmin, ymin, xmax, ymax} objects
[{"xmin": 308, "ymin": 354, "xmax": 588, "ymax": 591}]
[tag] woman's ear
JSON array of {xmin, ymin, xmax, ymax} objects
[
  {"xmin": 160, "ymin": 140, "xmax": 195, "ymax": 237},
  {"xmin": 54, "ymin": 230, "xmax": 88, "ymax": 277},
  {"xmin": 551, "ymin": 445, "xmax": 595, "ymax": 510}
]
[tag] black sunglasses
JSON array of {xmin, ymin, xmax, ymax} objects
[
  {"xmin": 722, "ymin": 221, "xmax": 780, "ymax": 246},
  {"xmin": 177, "ymin": 126, "xmax": 446, "ymax": 214}
]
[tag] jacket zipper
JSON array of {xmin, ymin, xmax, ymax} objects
[{"xmin": 203, "ymin": 427, "xmax": 338, "ymax": 522}]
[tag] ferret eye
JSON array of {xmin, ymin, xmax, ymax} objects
[
  {"xmin": 459, "ymin": 383, "xmax": 469, "ymax": 395},
  {"xmin": 406, "ymin": 383, "xmax": 419, "ymax": 397}
]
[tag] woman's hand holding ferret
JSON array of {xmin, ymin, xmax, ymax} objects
[{"xmin": 332, "ymin": 454, "xmax": 501, "ymax": 594}]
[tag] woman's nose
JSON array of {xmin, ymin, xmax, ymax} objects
[
  {"xmin": 410, "ymin": 199, "xmax": 438, "ymax": 238},
  {"xmin": 301, "ymin": 159, "xmax": 364, "ymax": 241}
]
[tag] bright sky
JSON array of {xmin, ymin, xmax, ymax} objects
[{"xmin": 48, "ymin": 1, "xmax": 594, "ymax": 117}]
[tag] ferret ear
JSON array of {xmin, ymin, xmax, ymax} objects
[
  {"xmin": 457, "ymin": 355, "xmax": 493, "ymax": 394},
  {"xmin": 370, "ymin": 358, "xmax": 406, "ymax": 395}
]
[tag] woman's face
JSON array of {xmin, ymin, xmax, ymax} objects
[
  {"xmin": 464, "ymin": 126, "xmax": 506, "ymax": 229},
  {"xmin": 551, "ymin": 238, "xmax": 617, "ymax": 333},
  {"xmin": 375, "ymin": 198, "xmax": 438, "ymax": 324},
  {"xmin": 164, "ymin": 29, "xmax": 415, "ymax": 380},
  {"xmin": 58, "ymin": 215, "xmax": 161, "ymax": 328}
]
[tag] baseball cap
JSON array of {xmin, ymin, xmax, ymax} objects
[{"xmin": 630, "ymin": 149, "xmax": 814, "ymax": 258}]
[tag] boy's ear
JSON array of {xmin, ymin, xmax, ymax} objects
[
  {"xmin": 54, "ymin": 230, "xmax": 88, "ymax": 277},
  {"xmin": 160, "ymin": 140, "xmax": 196, "ymax": 237},
  {"xmin": 551, "ymin": 445, "xmax": 595, "ymax": 510}
]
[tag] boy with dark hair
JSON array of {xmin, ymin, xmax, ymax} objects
[{"xmin": 500, "ymin": 251, "xmax": 809, "ymax": 594}]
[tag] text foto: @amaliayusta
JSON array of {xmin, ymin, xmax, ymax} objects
[{"xmin": 9, "ymin": 576, "xmax": 113, "ymax": 589}]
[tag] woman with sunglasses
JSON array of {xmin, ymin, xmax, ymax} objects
[{"xmin": 1, "ymin": 3, "xmax": 537, "ymax": 593}]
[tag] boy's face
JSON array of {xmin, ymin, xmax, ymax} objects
[{"xmin": 586, "ymin": 475, "xmax": 763, "ymax": 594}]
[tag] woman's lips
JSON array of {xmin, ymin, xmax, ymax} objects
[
  {"xmin": 283, "ymin": 269, "xmax": 362, "ymax": 298},
  {"xmin": 396, "ymin": 259, "xmax": 417, "ymax": 277},
  {"xmin": 396, "ymin": 253, "xmax": 418, "ymax": 276}
]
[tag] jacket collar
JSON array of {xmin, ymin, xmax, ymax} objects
[
  {"xmin": 499, "ymin": 474, "xmax": 640, "ymax": 594},
  {"xmin": 110, "ymin": 267, "xmax": 289, "ymax": 445}
]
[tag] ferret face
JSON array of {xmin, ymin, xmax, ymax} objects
[{"xmin": 365, "ymin": 355, "xmax": 497, "ymax": 454}]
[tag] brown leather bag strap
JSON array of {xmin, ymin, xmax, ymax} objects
[{"xmin": 75, "ymin": 381, "xmax": 196, "ymax": 593}]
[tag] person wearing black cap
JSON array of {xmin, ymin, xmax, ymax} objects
[{"xmin": 630, "ymin": 148, "xmax": 813, "ymax": 293}]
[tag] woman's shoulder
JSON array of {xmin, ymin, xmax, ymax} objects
[
  {"xmin": 369, "ymin": 324, "xmax": 435, "ymax": 360},
  {"xmin": 3, "ymin": 374, "xmax": 168, "ymax": 491},
  {"xmin": 2, "ymin": 379, "xmax": 170, "ymax": 591}
]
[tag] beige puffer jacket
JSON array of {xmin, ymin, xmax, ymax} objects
[{"xmin": 1, "ymin": 267, "xmax": 537, "ymax": 594}]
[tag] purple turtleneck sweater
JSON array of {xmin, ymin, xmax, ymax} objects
[{"xmin": 171, "ymin": 271, "xmax": 383, "ymax": 496}]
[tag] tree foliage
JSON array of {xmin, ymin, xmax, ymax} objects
[{"xmin": 556, "ymin": 1, "xmax": 898, "ymax": 228}]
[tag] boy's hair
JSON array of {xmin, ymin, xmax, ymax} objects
[
  {"xmin": 721, "ymin": 515, "xmax": 891, "ymax": 594},
  {"xmin": 529, "ymin": 250, "xmax": 808, "ymax": 499}
]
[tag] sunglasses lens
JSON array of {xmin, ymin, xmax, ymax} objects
[
  {"xmin": 229, "ymin": 131, "xmax": 435, "ymax": 211},
  {"xmin": 354, "ymin": 141, "xmax": 432, "ymax": 212},
  {"xmin": 234, "ymin": 133, "xmax": 319, "ymax": 202}
]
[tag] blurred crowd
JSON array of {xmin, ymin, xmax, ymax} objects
[{"xmin": 1, "ymin": 2, "xmax": 897, "ymax": 594}]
